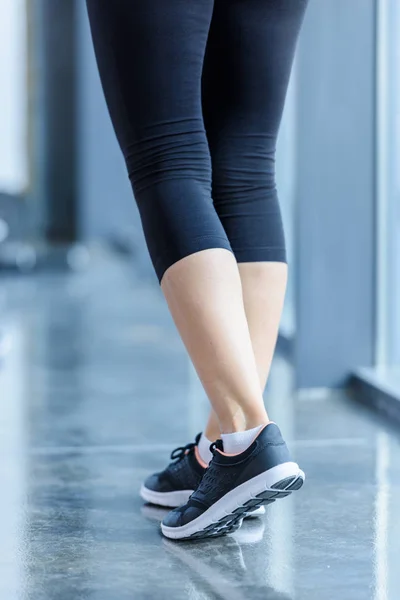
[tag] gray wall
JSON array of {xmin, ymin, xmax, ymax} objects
[
  {"xmin": 294, "ymin": 0, "xmax": 376, "ymax": 387},
  {"xmin": 276, "ymin": 68, "xmax": 298, "ymax": 339}
]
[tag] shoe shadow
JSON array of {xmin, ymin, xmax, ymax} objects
[{"xmin": 141, "ymin": 503, "xmax": 293, "ymax": 600}]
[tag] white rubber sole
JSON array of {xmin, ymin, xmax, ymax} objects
[
  {"xmin": 140, "ymin": 486, "xmax": 193, "ymax": 508},
  {"xmin": 161, "ymin": 461, "xmax": 305, "ymax": 541},
  {"xmin": 140, "ymin": 485, "xmax": 265, "ymax": 517}
]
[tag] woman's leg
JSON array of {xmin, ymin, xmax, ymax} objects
[
  {"xmin": 86, "ymin": 0, "xmax": 308, "ymax": 540},
  {"xmin": 162, "ymin": 250, "xmax": 268, "ymax": 433},
  {"xmin": 202, "ymin": 0, "xmax": 308, "ymax": 437},
  {"xmin": 86, "ymin": 0, "xmax": 268, "ymax": 433},
  {"xmin": 161, "ymin": 2, "xmax": 307, "ymax": 539},
  {"xmin": 204, "ymin": 263, "xmax": 287, "ymax": 442}
]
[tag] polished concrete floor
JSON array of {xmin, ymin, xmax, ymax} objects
[{"xmin": 1, "ymin": 257, "xmax": 400, "ymax": 600}]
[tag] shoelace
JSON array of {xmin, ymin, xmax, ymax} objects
[
  {"xmin": 169, "ymin": 435, "xmax": 223, "ymax": 470},
  {"xmin": 170, "ymin": 433, "xmax": 202, "ymax": 462},
  {"xmin": 170, "ymin": 442, "xmax": 196, "ymax": 462}
]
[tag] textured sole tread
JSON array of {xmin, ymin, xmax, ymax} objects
[{"xmin": 182, "ymin": 472, "xmax": 304, "ymax": 541}]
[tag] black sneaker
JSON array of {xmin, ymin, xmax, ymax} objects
[
  {"xmin": 140, "ymin": 434, "xmax": 206, "ymax": 508},
  {"xmin": 140, "ymin": 433, "xmax": 265, "ymax": 517},
  {"xmin": 161, "ymin": 423, "xmax": 305, "ymax": 540}
]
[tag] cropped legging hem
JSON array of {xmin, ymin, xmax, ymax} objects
[
  {"xmin": 155, "ymin": 236, "xmax": 233, "ymax": 283},
  {"xmin": 155, "ymin": 242, "xmax": 287, "ymax": 283},
  {"xmin": 233, "ymin": 247, "xmax": 287, "ymax": 267}
]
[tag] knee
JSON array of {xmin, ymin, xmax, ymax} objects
[
  {"xmin": 210, "ymin": 136, "xmax": 277, "ymax": 200},
  {"xmin": 123, "ymin": 123, "xmax": 211, "ymax": 195}
]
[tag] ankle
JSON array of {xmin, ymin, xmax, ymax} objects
[
  {"xmin": 219, "ymin": 412, "xmax": 269, "ymax": 434},
  {"xmin": 218, "ymin": 410, "xmax": 247, "ymax": 435},
  {"xmin": 245, "ymin": 413, "xmax": 270, "ymax": 430},
  {"xmin": 204, "ymin": 420, "xmax": 221, "ymax": 442},
  {"xmin": 221, "ymin": 424, "xmax": 265, "ymax": 454}
]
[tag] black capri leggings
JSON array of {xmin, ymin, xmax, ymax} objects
[{"xmin": 86, "ymin": 0, "xmax": 308, "ymax": 282}]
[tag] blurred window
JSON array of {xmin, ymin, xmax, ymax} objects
[
  {"xmin": 0, "ymin": 0, "xmax": 28, "ymax": 195},
  {"xmin": 376, "ymin": 0, "xmax": 400, "ymax": 367}
]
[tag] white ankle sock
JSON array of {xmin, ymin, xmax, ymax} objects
[
  {"xmin": 197, "ymin": 433, "xmax": 213, "ymax": 465},
  {"xmin": 221, "ymin": 425, "xmax": 264, "ymax": 455}
]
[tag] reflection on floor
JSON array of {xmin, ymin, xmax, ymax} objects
[{"xmin": 1, "ymin": 257, "xmax": 400, "ymax": 600}]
